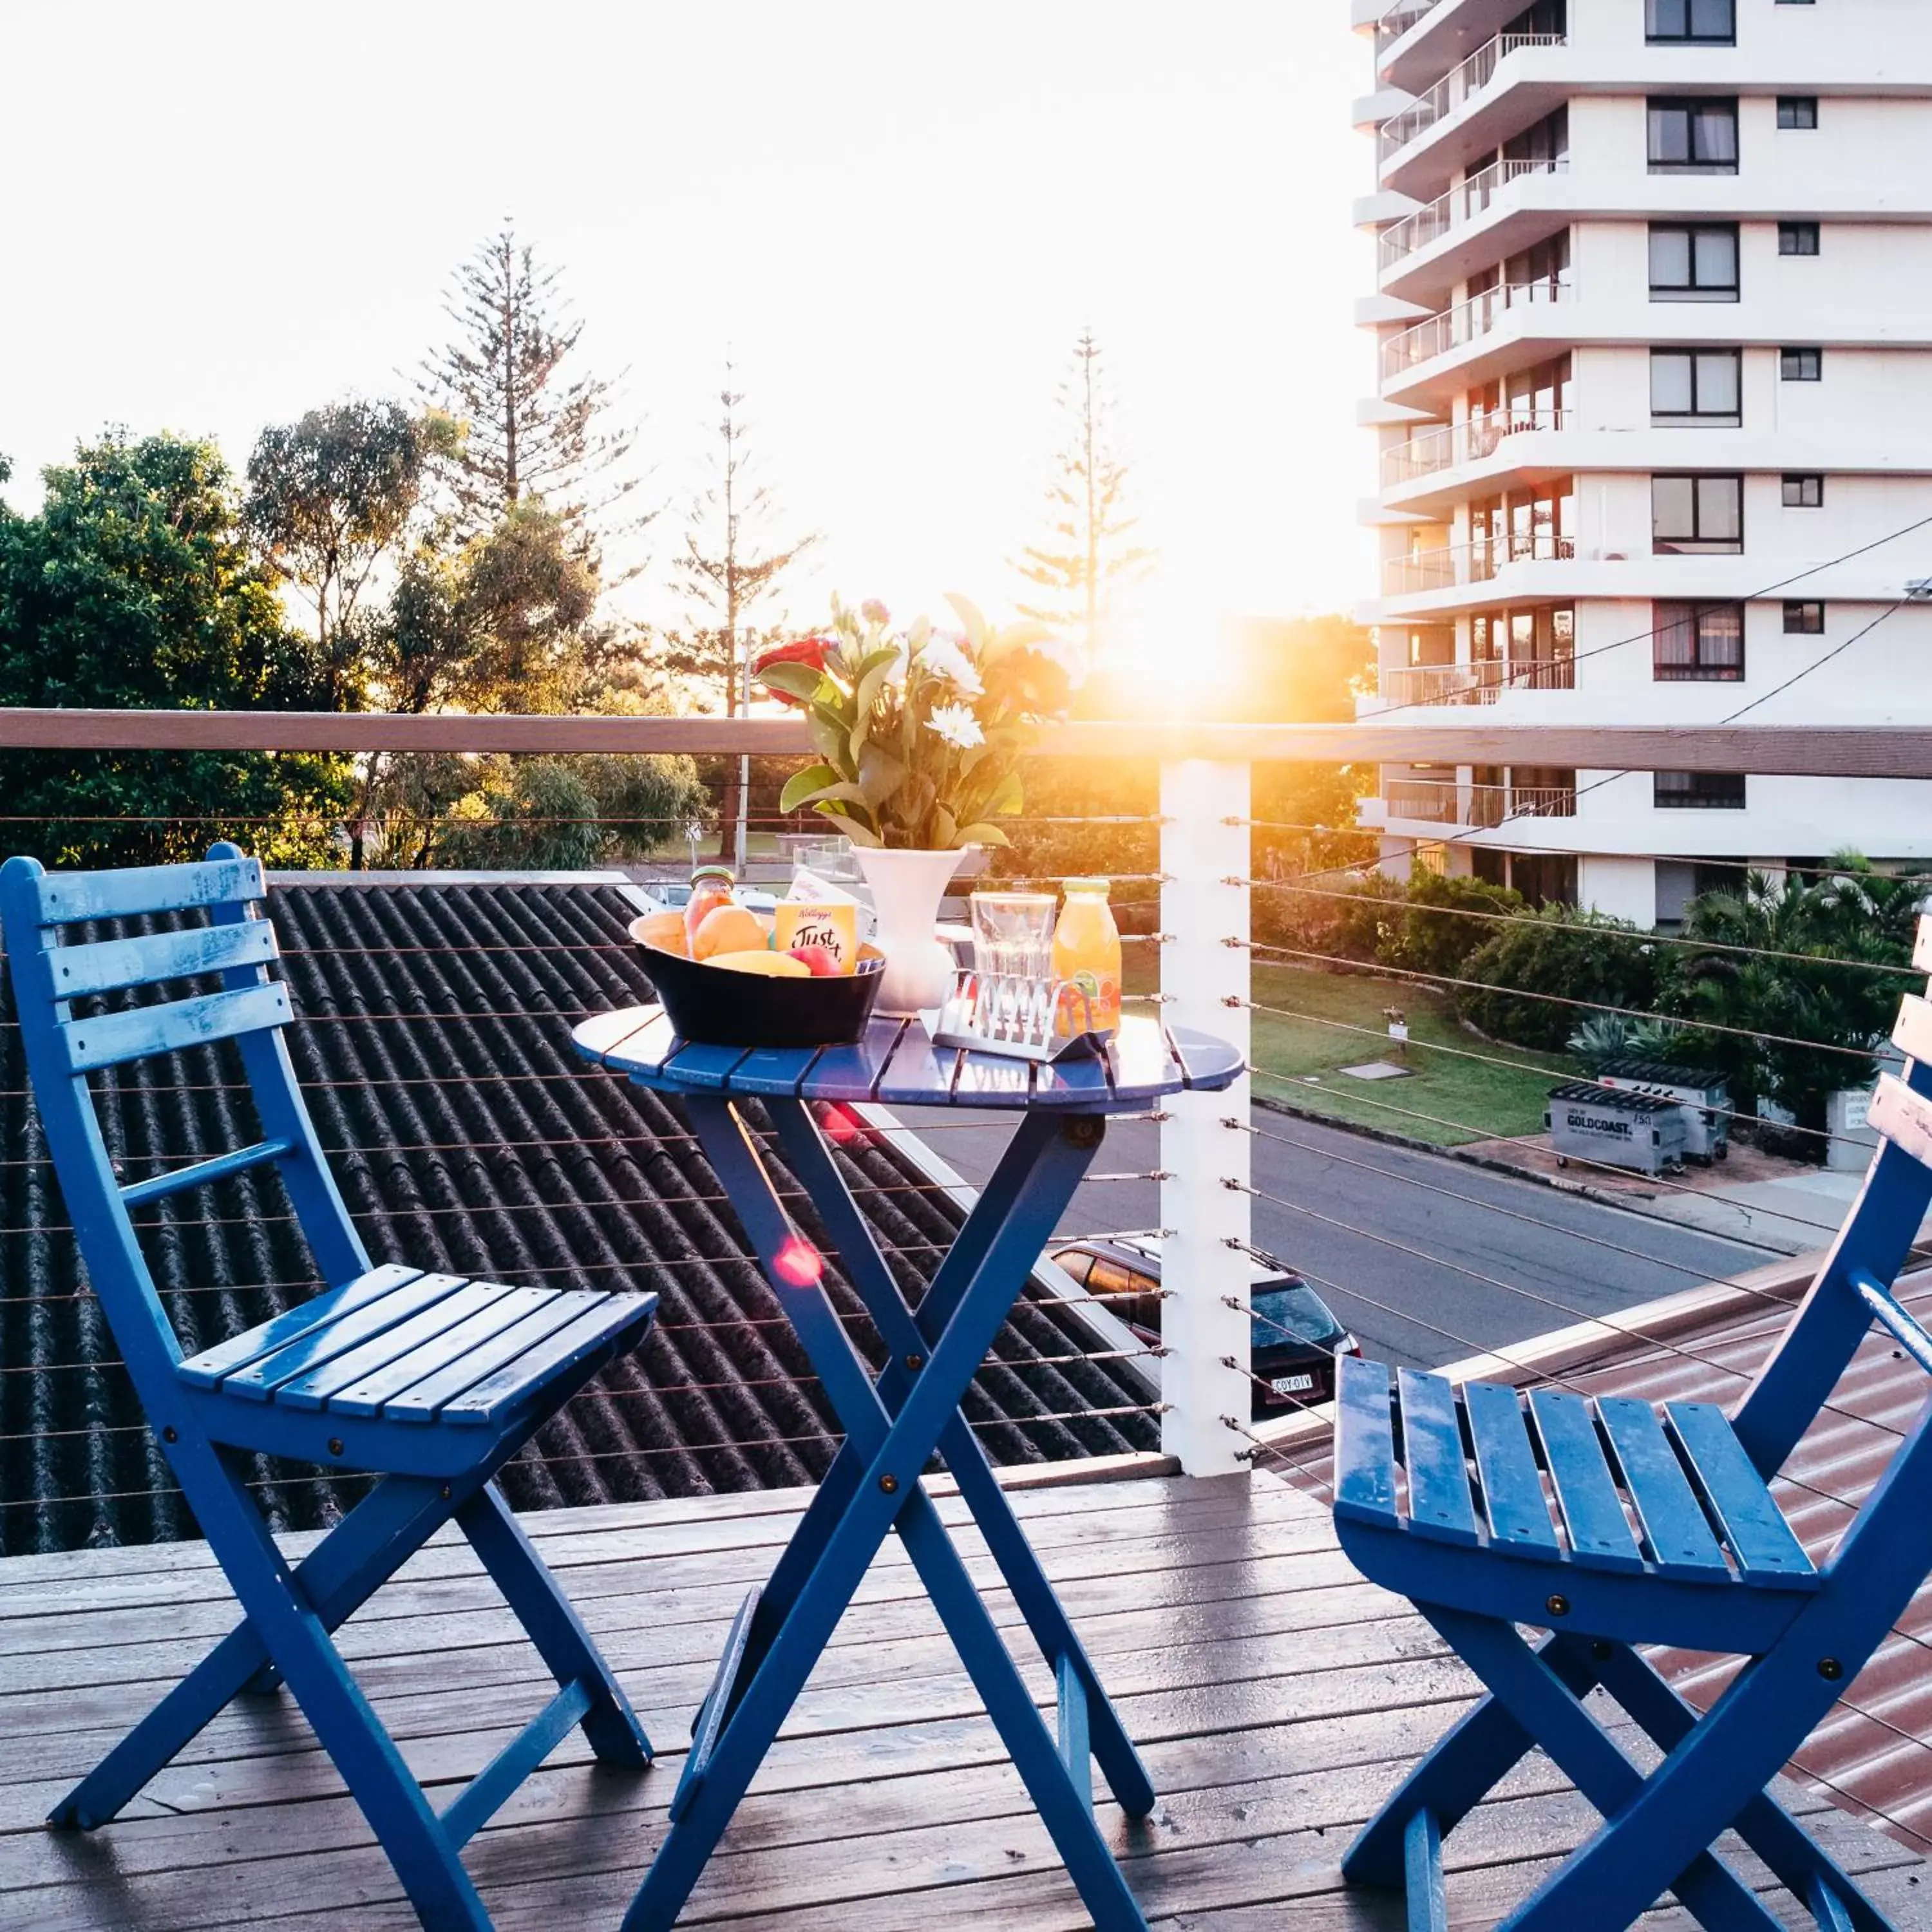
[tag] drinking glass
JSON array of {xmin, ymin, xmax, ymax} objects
[{"xmin": 969, "ymin": 893, "xmax": 1057, "ymax": 1036}]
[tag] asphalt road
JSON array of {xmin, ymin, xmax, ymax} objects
[{"xmin": 885, "ymin": 1103, "xmax": 1773, "ymax": 1370}]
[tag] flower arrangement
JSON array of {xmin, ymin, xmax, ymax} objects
[{"xmin": 753, "ymin": 594, "xmax": 1081, "ymax": 850}]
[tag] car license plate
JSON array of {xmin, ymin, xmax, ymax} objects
[{"xmin": 1270, "ymin": 1373, "xmax": 1316, "ymax": 1395}]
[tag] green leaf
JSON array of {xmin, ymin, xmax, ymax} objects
[
  {"xmin": 857, "ymin": 740, "xmax": 908, "ymax": 810},
  {"xmin": 954, "ymin": 820, "xmax": 1012, "ymax": 848},
  {"xmin": 931, "ymin": 804, "xmax": 958, "ymax": 850},
  {"xmin": 943, "ymin": 593, "xmax": 988, "ymax": 650},
  {"xmin": 759, "ymin": 661, "xmax": 828, "ymax": 703},
  {"xmin": 806, "ymin": 702, "xmax": 855, "ymax": 770},
  {"xmin": 854, "ymin": 645, "xmax": 901, "ymax": 680},
  {"xmin": 818, "ymin": 802, "xmax": 882, "ymax": 847},
  {"xmin": 779, "ymin": 762, "xmax": 845, "ymax": 812}
]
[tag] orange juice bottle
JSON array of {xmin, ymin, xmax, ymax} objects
[{"xmin": 1052, "ymin": 878, "xmax": 1121, "ymax": 1037}]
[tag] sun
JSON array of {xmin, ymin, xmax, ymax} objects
[{"xmin": 1085, "ymin": 571, "xmax": 1245, "ymax": 717}]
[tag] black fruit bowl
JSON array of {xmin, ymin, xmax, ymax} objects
[{"xmin": 630, "ymin": 927, "xmax": 886, "ymax": 1048}]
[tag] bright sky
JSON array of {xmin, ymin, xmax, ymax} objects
[{"xmin": 3, "ymin": 1, "xmax": 1376, "ymax": 643}]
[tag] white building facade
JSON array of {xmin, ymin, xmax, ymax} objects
[{"xmin": 1350, "ymin": 0, "xmax": 1932, "ymax": 927}]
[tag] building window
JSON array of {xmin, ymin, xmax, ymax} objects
[
  {"xmin": 1656, "ymin": 771, "xmax": 1748, "ymax": 810},
  {"xmin": 1777, "ymin": 96, "xmax": 1819, "ymax": 129},
  {"xmin": 1655, "ymin": 601, "xmax": 1745, "ymax": 679},
  {"xmin": 1779, "ymin": 222, "xmax": 1821, "ymax": 256},
  {"xmin": 1783, "ymin": 473, "xmax": 1824, "ymax": 507},
  {"xmin": 1646, "ymin": 0, "xmax": 1734, "ymax": 43},
  {"xmin": 1781, "ymin": 346, "xmax": 1823, "ymax": 381},
  {"xmin": 1784, "ymin": 600, "xmax": 1826, "ymax": 634},
  {"xmin": 1473, "ymin": 605, "xmax": 1576, "ymax": 691},
  {"xmin": 1649, "ymin": 98, "xmax": 1739, "ymax": 173},
  {"xmin": 1651, "ymin": 348, "xmax": 1741, "ymax": 426},
  {"xmin": 1653, "ymin": 476, "xmax": 1743, "ymax": 554},
  {"xmin": 1649, "ymin": 223, "xmax": 1739, "ymax": 301}
]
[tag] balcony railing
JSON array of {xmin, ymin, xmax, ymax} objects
[
  {"xmin": 1381, "ymin": 277, "xmax": 1573, "ymax": 383},
  {"xmin": 1379, "ymin": 155, "xmax": 1569, "ymax": 270},
  {"xmin": 1375, "ymin": 0, "xmax": 1441, "ymax": 55},
  {"xmin": 1378, "ymin": 34, "xmax": 1567, "ymax": 162},
  {"xmin": 1384, "ymin": 777, "xmax": 1577, "ymax": 824},
  {"xmin": 1382, "ymin": 529, "xmax": 1577, "ymax": 596},
  {"xmin": 1381, "ymin": 408, "xmax": 1567, "ymax": 487},
  {"xmin": 1378, "ymin": 663, "xmax": 1506, "ymax": 707}
]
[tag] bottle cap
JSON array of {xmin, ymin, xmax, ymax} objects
[
  {"xmin": 690, "ymin": 865, "xmax": 735, "ymax": 887},
  {"xmin": 1063, "ymin": 877, "xmax": 1111, "ymax": 895}
]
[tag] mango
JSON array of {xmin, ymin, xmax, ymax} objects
[
  {"xmin": 630, "ymin": 910, "xmax": 688, "ymax": 957},
  {"xmin": 710, "ymin": 949, "xmax": 810, "ymax": 977},
  {"xmin": 692, "ymin": 904, "xmax": 768, "ymax": 961}
]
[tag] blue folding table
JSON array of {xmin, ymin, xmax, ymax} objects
[{"xmin": 571, "ymin": 1003, "xmax": 1242, "ymax": 1931}]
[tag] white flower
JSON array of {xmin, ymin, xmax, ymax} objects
[
  {"xmin": 925, "ymin": 701, "xmax": 985, "ymax": 750},
  {"xmin": 918, "ymin": 632, "xmax": 983, "ymax": 696}
]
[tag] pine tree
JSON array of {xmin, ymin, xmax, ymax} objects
[
  {"xmin": 416, "ymin": 223, "xmax": 641, "ymax": 564},
  {"xmin": 659, "ymin": 368, "xmax": 819, "ymax": 866},
  {"xmin": 1016, "ymin": 330, "xmax": 1153, "ymax": 654}
]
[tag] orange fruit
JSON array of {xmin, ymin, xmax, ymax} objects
[
  {"xmin": 710, "ymin": 950, "xmax": 810, "ymax": 977},
  {"xmin": 692, "ymin": 904, "xmax": 768, "ymax": 961}
]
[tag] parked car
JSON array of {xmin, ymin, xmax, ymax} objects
[{"xmin": 1047, "ymin": 1236, "xmax": 1359, "ymax": 1420}]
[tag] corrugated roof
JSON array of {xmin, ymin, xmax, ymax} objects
[
  {"xmin": 0, "ymin": 880, "xmax": 1157, "ymax": 1558},
  {"xmin": 1274, "ymin": 1272, "xmax": 1932, "ymax": 1853}
]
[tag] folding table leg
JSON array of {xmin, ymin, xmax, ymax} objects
[
  {"xmin": 626, "ymin": 1101, "xmax": 1148, "ymax": 1932},
  {"xmin": 769, "ymin": 1099, "xmax": 1157, "ymax": 1817}
]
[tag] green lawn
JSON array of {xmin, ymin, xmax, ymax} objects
[{"xmin": 1243, "ymin": 962, "xmax": 1578, "ymax": 1147}]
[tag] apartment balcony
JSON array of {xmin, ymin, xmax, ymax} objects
[
  {"xmin": 1378, "ymin": 276, "xmax": 1575, "ymax": 410},
  {"xmin": 1367, "ymin": 654, "xmax": 1577, "ymax": 711},
  {"xmin": 1381, "ymin": 775, "xmax": 1577, "ymax": 827},
  {"xmin": 1371, "ymin": 0, "xmax": 1533, "ymax": 97},
  {"xmin": 1377, "ymin": 31, "xmax": 1566, "ymax": 177},
  {"xmin": 1371, "ymin": 0, "xmax": 1439, "ymax": 59},
  {"xmin": 1377, "ymin": 156, "xmax": 1571, "ymax": 305},
  {"xmin": 1381, "ymin": 529, "xmax": 1575, "ymax": 599},
  {"xmin": 1380, "ymin": 408, "xmax": 1566, "ymax": 490}
]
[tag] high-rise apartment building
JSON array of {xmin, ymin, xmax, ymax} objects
[{"xmin": 1351, "ymin": 0, "xmax": 1932, "ymax": 926}]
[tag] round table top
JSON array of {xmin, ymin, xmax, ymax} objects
[{"xmin": 570, "ymin": 1005, "xmax": 1242, "ymax": 1112}]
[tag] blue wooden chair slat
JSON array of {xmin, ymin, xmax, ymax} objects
[
  {"xmin": 438, "ymin": 1294, "xmax": 637, "ymax": 1425},
  {"xmin": 1332, "ymin": 1354, "xmax": 1399, "ymax": 1524},
  {"xmin": 271, "ymin": 1282, "xmax": 521, "ymax": 1412},
  {"xmin": 800, "ymin": 1016, "xmax": 907, "ymax": 1102},
  {"xmin": 1462, "ymin": 1379, "xmax": 1562, "ymax": 1556},
  {"xmin": 1397, "ymin": 1367, "xmax": 1480, "ymax": 1546},
  {"xmin": 33, "ymin": 854, "xmax": 263, "ymax": 924},
  {"xmin": 1333, "ymin": 918, "xmax": 1932, "ymax": 1932},
  {"xmin": 216, "ymin": 1273, "xmax": 471, "ymax": 1401},
  {"xmin": 1526, "ymin": 1387, "xmax": 1645, "ymax": 1573},
  {"xmin": 176, "ymin": 1263, "xmax": 426, "ymax": 1388},
  {"xmin": 1, "ymin": 846, "xmax": 659, "ymax": 1931},
  {"xmin": 60, "ymin": 980, "xmax": 294, "ymax": 1074},
  {"xmin": 49, "ymin": 916, "xmax": 279, "ymax": 998},
  {"xmin": 1664, "ymin": 1403, "xmax": 1817, "ymax": 1587},
  {"xmin": 327, "ymin": 1287, "xmax": 560, "ymax": 1418},
  {"xmin": 1595, "ymin": 1395, "xmax": 1731, "ymax": 1581},
  {"xmin": 379, "ymin": 1293, "xmax": 606, "ymax": 1423}
]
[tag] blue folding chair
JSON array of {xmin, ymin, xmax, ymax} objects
[
  {"xmin": 1331, "ymin": 941, "xmax": 1932, "ymax": 1931},
  {"xmin": 1, "ymin": 846, "xmax": 660, "ymax": 1931}
]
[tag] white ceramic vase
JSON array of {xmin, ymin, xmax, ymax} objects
[{"xmin": 855, "ymin": 846, "xmax": 963, "ymax": 1017}]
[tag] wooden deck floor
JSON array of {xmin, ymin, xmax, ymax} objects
[{"xmin": 1, "ymin": 1468, "xmax": 1927, "ymax": 1931}]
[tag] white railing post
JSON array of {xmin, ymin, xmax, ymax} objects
[{"xmin": 1159, "ymin": 759, "xmax": 1253, "ymax": 1478}]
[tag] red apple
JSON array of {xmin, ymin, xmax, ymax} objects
[{"xmin": 788, "ymin": 945, "xmax": 841, "ymax": 977}]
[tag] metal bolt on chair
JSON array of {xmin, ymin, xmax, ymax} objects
[
  {"xmin": 1, "ymin": 846, "xmax": 660, "ymax": 1931},
  {"xmin": 1331, "ymin": 921, "xmax": 1932, "ymax": 1932}
]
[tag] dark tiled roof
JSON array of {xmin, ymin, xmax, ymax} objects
[{"xmin": 0, "ymin": 880, "xmax": 1156, "ymax": 1557}]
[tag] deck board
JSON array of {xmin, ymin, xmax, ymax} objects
[{"xmin": 0, "ymin": 1470, "xmax": 1922, "ymax": 1931}]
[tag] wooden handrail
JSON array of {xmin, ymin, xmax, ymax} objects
[{"xmin": 5, "ymin": 708, "xmax": 1932, "ymax": 777}]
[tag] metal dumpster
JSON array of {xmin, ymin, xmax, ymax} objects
[
  {"xmin": 1594, "ymin": 1057, "xmax": 1731, "ymax": 1162},
  {"xmin": 1546, "ymin": 1081, "xmax": 1688, "ymax": 1177}
]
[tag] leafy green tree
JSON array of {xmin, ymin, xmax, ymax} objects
[
  {"xmin": 440, "ymin": 752, "xmax": 708, "ymax": 873},
  {"xmin": 1455, "ymin": 907, "xmax": 1661, "ymax": 1053},
  {"xmin": 416, "ymin": 223, "xmax": 641, "ymax": 565},
  {"xmin": 243, "ymin": 401, "xmax": 439, "ymax": 670},
  {"xmin": 1016, "ymin": 330, "xmax": 1153, "ymax": 657},
  {"xmin": 656, "ymin": 370, "xmax": 818, "ymax": 866},
  {"xmin": 0, "ymin": 431, "xmax": 351, "ymax": 866},
  {"xmin": 1659, "ymin": 856, "xmax": 1924, "ymax": 1141}
]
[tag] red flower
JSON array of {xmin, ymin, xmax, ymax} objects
[{"xmin": 752, "ymin": 636, "xmax": 835, "ymax": 706}]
